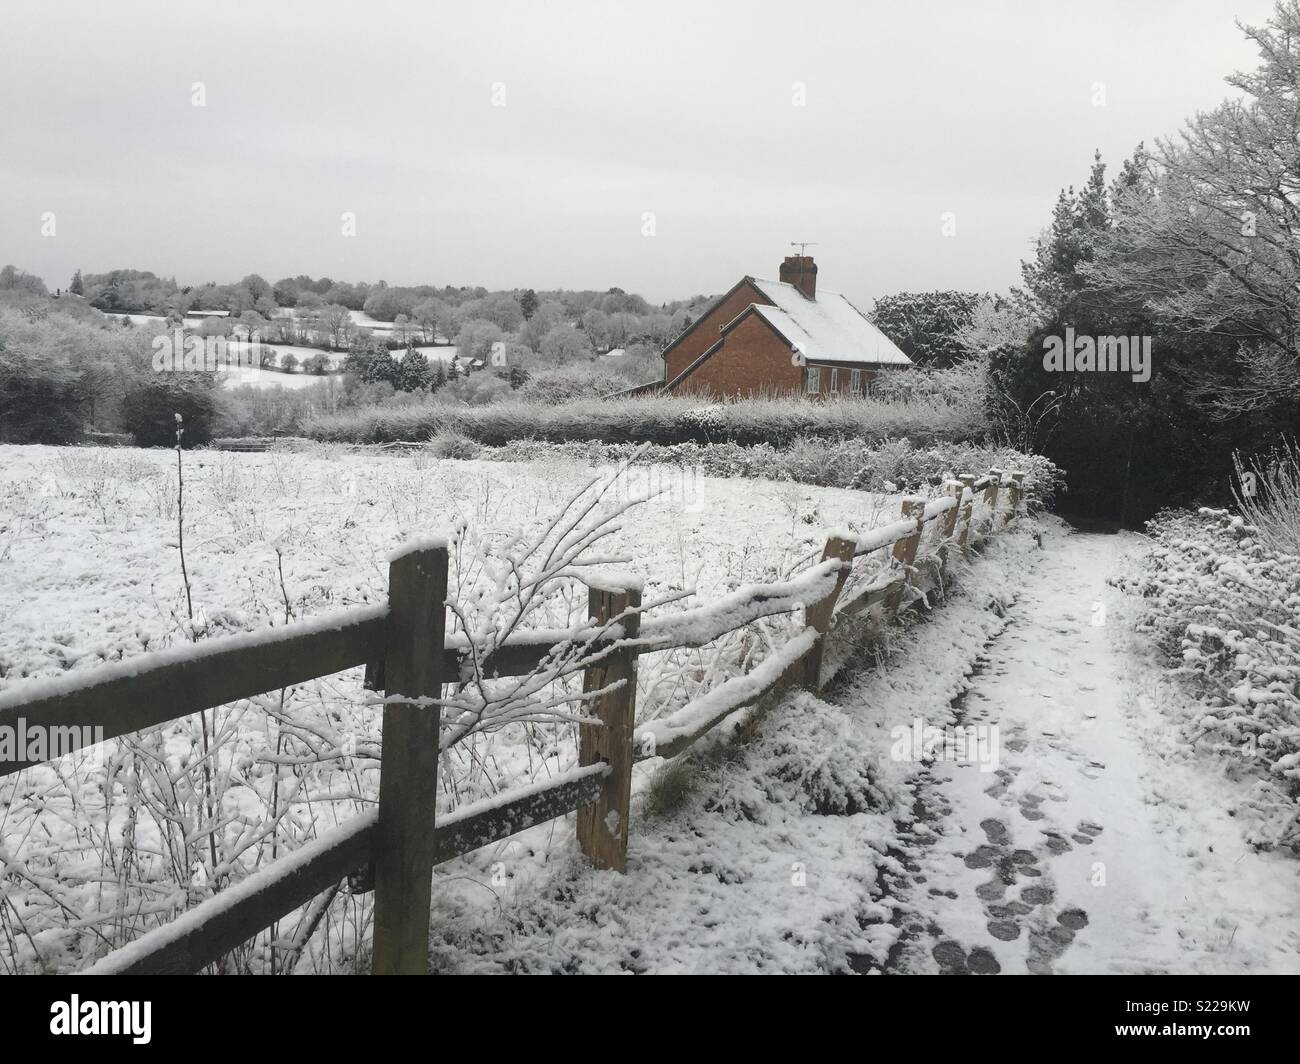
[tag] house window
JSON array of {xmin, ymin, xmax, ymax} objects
[
  {"xmin": 850, "ymin": 369, "xmax": 862, "ymax": 395},
  {"xmin": 805, "ymin": 366, "xmax": 820, "ymax": 393},
  {"xmin": 829, "ymin": 368, "xmax": 839, "ymax": 392}
]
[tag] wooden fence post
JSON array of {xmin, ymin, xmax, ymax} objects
[
  {"xmin": 577, "ymin": 581, "xmax": 641, "ymax": 873},
  {"xmin": 373, "ymin": 544, "xmax": 448, "ymax": 975},
  {"xmin": 803, "ymin": 534, "xmax": 857, "ymax": 688},
  {"xmin": 957, "ymin": 474, "xmax": 976, "ymax": 554},
  {"xmin": 941, "ymin": 480, "xmax": 962, "ymax": 540},
  {"xmin": 983, "ymin": 468, "xmax": 1002, "ymax": 526},
  {"xmin": 937, "ymin": 480, "xmax": 962, "ymax": 571},
  {"xmin": 1009, "ymin": 471, "xmax": 1026, "ymax": 519},
  {"xmin": 886, "ymin": 498, "xmax": 926, "ymax": 616}
]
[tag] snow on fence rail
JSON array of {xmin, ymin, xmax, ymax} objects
[{"xmin": 0, "ymin": 468, "xmax": 1026, "ymax": 975}]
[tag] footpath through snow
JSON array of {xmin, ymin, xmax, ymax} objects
[
  {"xmin": 427, "ymin": 520, "xmax": 1299, "ymax": 974},
  {"xmin": 875, "ymin": 526, "xmax": 1299, "ymax": 975}
]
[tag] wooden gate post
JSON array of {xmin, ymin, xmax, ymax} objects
[
  {"xmin": 577, "ymin": 581, "xmax": 641, "ymax": 873},
  {"xmin": 957, "ymin": 474, "xmax": 976, "ymax": 553},
  {"xmin": 803, "ymin": 534, "xmax": 857, "ymax": 688},
  {"xmin": 373, "ymin": 543, "xmax": 448, "ymax": 975},
  {"xmin": 886, "ymin": 498, "xmax": 926, "ymax": 616}
]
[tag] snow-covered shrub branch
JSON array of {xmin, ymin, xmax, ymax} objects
[
  {"xmin": 436, "ymin": 451, "xmax": 695, "ymax": 752},
  {"xmin": 1233, "ymin": 438, "xmax": 1300, "ymax": 556},
  {"xmin": 1116, "ymin": 508, "xmax": 1300, "ymax": 850}
]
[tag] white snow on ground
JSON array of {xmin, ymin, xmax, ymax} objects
[
  {"xmin": 219, "ymin": 366, "xmax": 345, "ymax": 390},
  {"xmin": 422, "ymin": 519, "xmax": 1300, "ymax": 974},
  {"xmin": 0, "ymin": 444, "xmax": 900, "ymax": 691},
  {"xmin": 877, "ymin": 525, "xmax": 1299, "ymax": 974}
]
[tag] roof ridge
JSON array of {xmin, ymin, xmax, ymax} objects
[{"xmin": 752, "ymin": 275, "xmax": 843, "ymax": 298}]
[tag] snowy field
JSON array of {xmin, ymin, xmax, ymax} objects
[
  {"xmin": 110, "ymin": 317, "xmax": 455, "ymax": 390},
  {"xmin": 0, "ymin": 444, "xmax": 903, "ymax": 685},
  {"xmin": 0, "ymin": 443, "xmax": 904, "ymax": 972},
  {"xmin": 218, "ymin": 344, "xmax": 453, "ymax": 389},
  {"xmin": 219, "ymin": 366, "xmax": 345, "ymax": 389}
]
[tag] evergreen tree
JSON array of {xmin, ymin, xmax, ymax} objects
[
  {"xmin": 431, "ymin": 360, "xmax": 449, "ymax": 392},
  {"xmin": 366, "ymin": 348, "xmax": 399, "ymax": 384},
  {"xmin": 398, "ymin": 348, "xmax": 433, "ymax": 391},
  {"xmin": 870, "ymin": 291, "xmax": 986, "ymax": 367}
]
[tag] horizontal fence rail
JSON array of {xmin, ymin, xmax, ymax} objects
[
  {"xmin": 86, "ymin": 763, "xmax": 610, "ymax": 976},
  {"xmin": 0, "ymin": 607, "xmax": 388, "ymax": 778},
  {"xmin": 2, "ymin": 468, "xmax": 1028, "ymax": 974}
]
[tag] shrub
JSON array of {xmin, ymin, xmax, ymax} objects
[
  {"xmin": 0, "ymin": 302, "xmax": 163, "ymax": 443},
  {"xmin": 0, "ymin": 344, "xmax": 84, "ymax": 443},
  {"xmin": 120, "ymin": 377, "xmax": 219, "ymax": 447},
  {"xmin": 1117, "ymin": 508, "xmax": 1300, "ymax": 851},
  {"xmin": 428, "ymin": 428, "xmax": 481, "ymax": 460},
  {"xmin": 517, "ymin": 364, "xmax": 625, "ymax": 403}
]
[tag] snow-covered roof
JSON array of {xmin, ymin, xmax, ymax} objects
[{"xmin": 746, "ymin": 278, "xmax": 912, "ymax": 366}]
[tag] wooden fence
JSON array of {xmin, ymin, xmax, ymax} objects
[{"xmin": 0, "ymin": 468, "xmax": 1027, "ymax": 974}]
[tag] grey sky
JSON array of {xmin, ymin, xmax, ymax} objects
[{"xmin": 0, "ymin": 0, "xmax": 1278, "ymax": 308}]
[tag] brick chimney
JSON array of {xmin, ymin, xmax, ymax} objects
[{"xmin": 779, "ymin": 255, "xmax": 817, "ymax": 299}]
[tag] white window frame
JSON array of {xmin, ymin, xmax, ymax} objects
[
  {"xmin": 805, "ymin": 366, "xmax": 820, "ymax": 394},
  {"xmin": 850, "ymin": 369, "xmax": 862, "ymax": 395},
  {"xmin": 829, "ymin": 368, "xmax": 839, "ymax": 393}
]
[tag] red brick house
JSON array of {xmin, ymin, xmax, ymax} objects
[{"xmin": 661, "ymin": 256, "xmax": 911, "ymax": 398}]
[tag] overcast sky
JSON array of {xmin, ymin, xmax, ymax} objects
[{"xmin": 0, "ymin": 0, "xmax": 1279, "ymax": 307}]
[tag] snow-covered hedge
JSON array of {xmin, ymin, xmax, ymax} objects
[
  {"xmin": 303, "ymin": 393, "xmax": 988, "ymax": 448},
  {"xmin": 1118, "ymin": 508, "xmax": 1300, "ymax": 851},
  {"xmin": 469, "ymin": 437, "xmax": 1062, "ymax": 506}
]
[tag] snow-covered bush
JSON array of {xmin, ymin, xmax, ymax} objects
[
  {"xmin": 477, "ymin": 436, "xmax": 1062, "ymax": 507},
  {"xmin": 679, "ymin": 403, "xmax": 728, "ymax": 437},
  {"xmin": 734, "ymin": 692, "xmax": 893, "ymax": 818},
  {"xmin": 303, "ymin": 393, "xmax": 989, "ymax": 448},
  {"xmin": 428, "ymin": 428, "xmax": 481, "ymax": 460},
  {"xmin": 1117, "ymin": 508, "xmax": 1300, "ymax": 850}
]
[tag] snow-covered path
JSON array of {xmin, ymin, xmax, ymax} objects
[{"xmin": 881, "ymin": 530, "xmax": 1300, "ymax": 975}]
